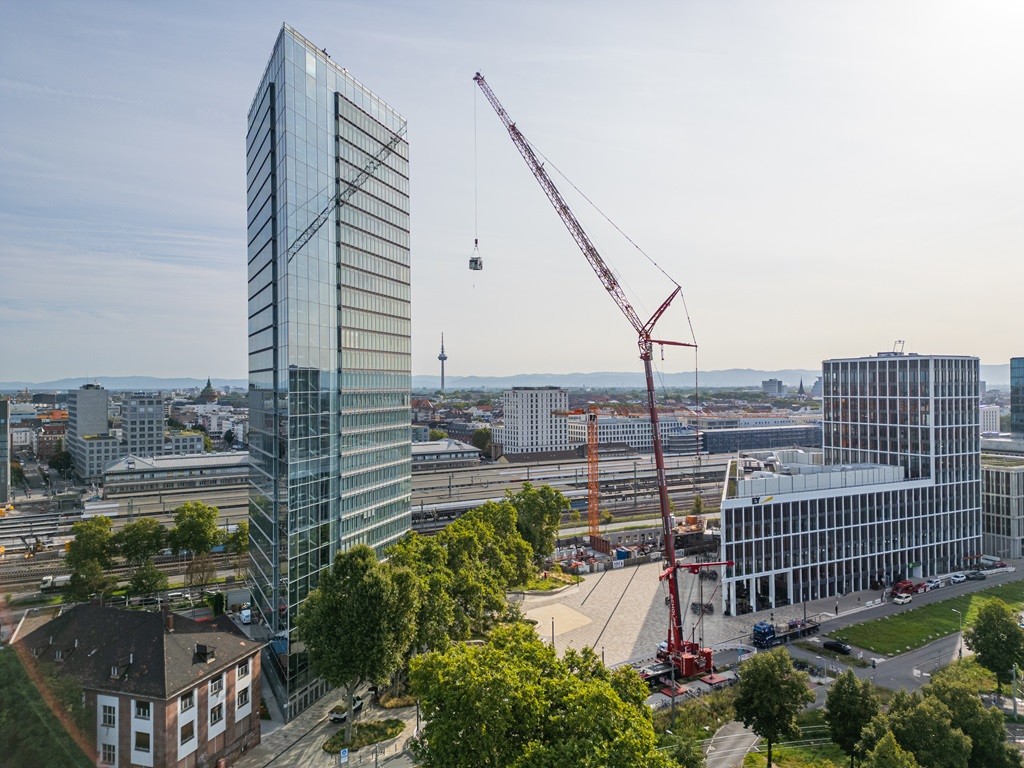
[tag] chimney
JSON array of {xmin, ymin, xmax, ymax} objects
[{"xmin": 165, "ymin": 612, "xmax": 174, "ymax": 632}]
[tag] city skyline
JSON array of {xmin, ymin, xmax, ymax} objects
[{"xmin": 3, "ymin": 1, "xmax": 1024, "ymax": 381}]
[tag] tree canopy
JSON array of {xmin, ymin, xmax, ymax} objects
[
  {"xmin": 471, "ymin": 427, "xmax": 492, "ymax": 454},
  {"xmin": 115, "ymin": 517, "xmax": 166, "ymax": 567},
  {"xmin": 506, "ymin": 482, "xmax": 569, "ymax": 559},
  {"xmin": 66, "ymin": 516, "xmax": 114, "ymax": 571},
  {"xmin": 410, "ymin": 623, "xmax": 673, "ymax": 768},
  {"xmin": 733, "ymin": 647, "xmax": 814, "ymax": 767},
  {"xmin": 861, "ymin": 731, "xmax": 921, "ymax": 768},
  {"xmin": 858, "ymin": 690, "xmax": 971, "ymax": 768},
  {"xmin": 48, "ymin": 448, "xmax": 74, "ymax": 474},
  {"xmin": 963, "ymin": 598, "xmax": 1024, "ymax": 694},
  {"xmin": 127, "ymin": 560, "xmax": 168, "ymax": 598},
  {"xmin": 428, "ymin": 428, "xmax": 448, "ymax": 441},
  {"xmin": 169, "ymin": 501, "xmax": 222, "ymax": 556},
  {"xmin": 295, "ymin": 545, "xmax": 418, "ymax": 744},
  {"xmin": 928, "ymin": 676, "xmax": 1024, "ymax": 768},
  {"xmin": 824, "ymin": 669, "xmax": 880, "ymax": 768}
]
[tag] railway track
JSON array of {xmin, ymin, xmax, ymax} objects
[{"xmin": 0, "ymin": 553, "xmax": 234, "ymax": 591}]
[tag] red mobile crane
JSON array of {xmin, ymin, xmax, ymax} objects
[{"xmin": 473, "ymin": 73, "xmax": 731, "ymax": 678}]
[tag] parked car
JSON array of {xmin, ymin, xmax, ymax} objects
[
  {"xmin": 949, "ymin": 572, "xmax": 967, "ymax": 583},
  {"xmin": 328, "ymin": 696, "xmax": 365, "ymax": 723},
  {"xmin": 925, "ymin": 578, "xmax": 943, "ymax": 590},
  {"xmin": 894, "ymin": 593, "xmax": 913, "ymax": 605},
  {"xmin": 966, "ymin": 571, "xmax": 987, "ymax": 581},
  {"xmin": 823, "ymin": 639, "xmax": 853, "ymax": 655}
]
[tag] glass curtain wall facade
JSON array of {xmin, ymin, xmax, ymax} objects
[
  {"xmin": 246, "ymin": 24, "xmax": 411, "ymax": 720},
  {"xmin": 1012, "ymin": 357, "xmax": 1024, "ymax": 434},
  {"xmin": 0, "ymin": 399, "xmax": 9, "ymax": 504}
]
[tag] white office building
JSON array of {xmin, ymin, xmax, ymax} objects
[
  {"xmin": 980, "ymin": 404, "xmax": 1001, "ymax": 435},
  {"xmin": 981, "ymin": 454, "xmax": 1024, "ymax": 560},
  {"xmin": 494, "ymin": 387, "xmax": 570, "ymax": 454},
  {"xmin": 720, "ymin": 353, "xmax": 981, "ymax": 615},
  {"xmin": 565, "ymin": 413, "xmax": 695, "ymax": 453}
]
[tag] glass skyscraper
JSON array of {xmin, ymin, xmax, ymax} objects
[
  {"xmin": 1012, "ymin": 357, "xmax": 1024, "ymax": 434},
  {"xmin": 246, "ymin": 24, "xmax": 411, "ymax": 719}
]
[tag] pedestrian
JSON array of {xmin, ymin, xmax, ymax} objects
[{"xmin": 835, "ymin": 600, "xmax": 840, "ymax": 615}]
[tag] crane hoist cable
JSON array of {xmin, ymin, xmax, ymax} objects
[{"xmin": 285, "ymin": 122, "xmax": 407, "ymax": 265}]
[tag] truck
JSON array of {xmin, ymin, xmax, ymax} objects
[
  {"xmin": 890, "ymin": 580, "xmax": 915, "ymax": 597},
  {"xmin": 751, "ymin": 618, "xmax": 821, "ymax": 648},
  {"xmin": 40, "ymin": 574, "xmax": 72, "ymax": 592}
]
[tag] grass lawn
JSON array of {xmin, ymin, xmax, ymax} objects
[
  {"xmin": 834, "ymin": 582, "xmax": 1024, "ymax": 656},
  {"xmin": 524, "ymin": 573, "xmax": 582, "ymax": 591},
  {"xmin": 740, "ymin": 710, "xmax": 846, "ymax": 768},
  {"xmin": 323, "ymin": 718, "xmax": 405, "ymax": 753}
]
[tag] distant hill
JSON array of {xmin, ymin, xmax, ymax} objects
[
  {"xmin": 0, "ymin": 376, "xmax": 248, "ymax": 392},
  {"xmin": 1, "ymin": 364, "xmax": 1010, "ymax": 393},
  {"xmin": 414, "ymin": 363, "xmax": 1012, "ymax": 390}
]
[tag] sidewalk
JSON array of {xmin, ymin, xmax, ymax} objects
[{"xmin": 234, "ymin": 689, "xmax": 419, "ymax": 768}]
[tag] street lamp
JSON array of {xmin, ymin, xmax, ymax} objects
[{"xmin": 952, "ymin": 609, "xmax": 963, "ymax": 658}]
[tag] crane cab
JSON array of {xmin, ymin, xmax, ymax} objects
[{"xmin": 469, "ymin": 255, "xmax": 483, "ymax": 271}]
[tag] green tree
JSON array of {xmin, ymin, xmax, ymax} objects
[
  {"xmin": 169, "ymin": 501, "xmax": 222, "ymax": 556},
  {"xmin": 10, "ymin": 460, "xmax": 25, "ymax": 486},
  {"xmin": 222, "ymin": 428, "xmax": 235, "ymax": 446},
  {"xmin": 471, "ymin": 427, "xmax": 492, "ymax": 454},
  {"xmin": 185, "ymin": 552, "xmax": 217, "ymax": 589},
  {"xmin": 48, "ymin": 447, "xmax": 74, "ymax": 474},
  {"xmin": 963, "ymin": 598, "xmax": 1024, "ymax": 694},
  {"xmin": 67, "ymin": 516, "xmax": 114, "ymax": 571},
  {"xmin": 387, "ymin": 534, "xmax": 457, "ymax": 653},
  {"xmin": 428, "ymin": 428, "xmax": 448, "ymax": 441},
  {"xmin": 861, "ymin": 731, "xmax": 920, "ymax": 768},
  {"xmin": 506, "ymin": 482, "xmax": 569, "ymax": 559},
  {"xmin": 824, "ymin": 669, "xmax": 881, "ymax": 768},
  {"xmin": 733, "ymin": 647, "xmax": 814, "ymax": 767},
  {"xmin": 115, "ymin": 517, "xmax": 166, "ymax": 566},
  {"xmin": 203, "ymin": 435, "xmax": 214, "ymax": 452},
  {"xmin": 226, "ymin": 520, "xmax": 249, "ymax": 578},
  {"xmin": 410, "ymin": 623, "xmax": 672, "ymax": 768},
  {"xmin": 295, "ymin": 545, "xmax": 418, "ymax": 745},
  {"xmin": 127, "ymin": 560, "xmax": 168, "ymax": 598},
  {"xmin": 928, "ymin": 677, "xmax": 1024, "ymax": 768},
  {"xmin": 859, "ymin": 690, "xmax": 971, "ymax": 768},
  {"xmin": 66, "ymin": 559, "xmax": 116, "ymax": 602}
]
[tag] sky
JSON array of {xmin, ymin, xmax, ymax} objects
[{"xmin": 2, "ymin": 0, "xmax": 1023, "ymax": 383}]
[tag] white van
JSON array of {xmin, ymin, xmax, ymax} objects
[{"xmin": 240, "ymin": 605, "xmax": 252, "ymax": 625}]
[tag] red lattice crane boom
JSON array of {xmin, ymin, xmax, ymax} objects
[{"xmin": 474, "ymin": 72, "xmax": 700, "ymax": 666}]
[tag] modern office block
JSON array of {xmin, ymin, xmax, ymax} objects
[
  {"xmin": 720, "ymin": 353, "xmax": 981, "ymax": 614},
  {"xmin": 123, "ymin": 392, "xmax": 166, "ymax": 458},
  {"xmin": 67, "ymin": 384, "xmax": 125, "ymax": 482},
  {"xmin": 981, "ymin": 454, "xmax": 1024, "ymax": 560},
  {"xmin": 246, "ymin": 24, "xmax": 411, "ymax": 719},
  {"xmin": 1012, "ymin": 357, "xmax": 1024, "ymax": 434},
  {"xmin": 494, "ymin": 387, "xmax": 569, "ymax": 454}
]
